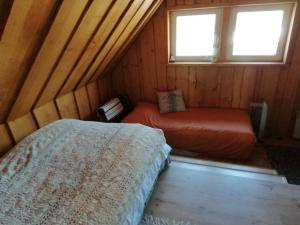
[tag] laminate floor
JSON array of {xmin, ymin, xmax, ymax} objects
[{"xmin": 145, "ymin": 161, "xmax": 300, "ymax": 225}]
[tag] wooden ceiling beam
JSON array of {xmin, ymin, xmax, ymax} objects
[
  {"xmin": 1, "ymin": 0, "xmax": 165, "ymax": 122},
  {"xmin": 34, "ymin": 0, "xmax": 115, "ymax": 108},
  {"xmin": 89, "ymin": 0, "xmax": 163, "ymax": 83},
  {"xmin": 0, "ymin": 0, "xmax": 60, "ymax": 122},
  {"xmin": 59, "ymin": 0, "xmax": 145, "ymax": 94},
  {"xmin": 76, "ymin": 0, "xmax": 157, "ymax": 87},
  {"xmin": 7, "ymin": 0, "xmax": 89, "ymax": 121}
]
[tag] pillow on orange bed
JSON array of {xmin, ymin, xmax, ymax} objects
[{"xmin": 157, "ymin": 89, "xmax": 186, "ymax": 113}]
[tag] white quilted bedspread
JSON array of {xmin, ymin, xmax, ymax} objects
[{"xmin": 0, "ymin": 119, "xmax": 167, "ymax": 225}]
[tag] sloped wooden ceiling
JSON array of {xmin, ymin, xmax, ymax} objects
[{"xmin": 0, "ymin": 0, "xmax": 163, "ymax": 122}]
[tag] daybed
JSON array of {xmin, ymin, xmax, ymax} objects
[
  {"xmin": 123, "ymin": 102, "xmax": 256, "ymax": 160},
  {"xmin": 0, "ymin": 119, "xmax": 171, "ymax": 225}
]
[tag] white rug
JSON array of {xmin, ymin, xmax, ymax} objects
[{"xmin": 140, "ymin": 214, "xmax": 191, "ymax": 225}]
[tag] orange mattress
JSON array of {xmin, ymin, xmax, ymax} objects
[{"xmin": 123, "ymin": 102, "xmax": 256, "ymax": 160}]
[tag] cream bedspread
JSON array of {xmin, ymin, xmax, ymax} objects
[{"xmin": 0, "ymin": 119, "xmax": 168, "ymax": 225}]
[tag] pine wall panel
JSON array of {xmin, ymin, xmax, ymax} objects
[
  {"xmin": 0, "ymin": 0, "xmax": 164, "ymax": 156},
  {"xmin": 0, "ymin": 77, "xmax": 113, "ymax": 157},
  {"xmin": 0, "ymin": 0, "xmax": 163, "ymax": 122},
  {"xmin": 111, "ymin": 0, "xmax": 300, "ymax": 137},
  {"xmin": 0, "ymin": 0, "xmax": 59, "ymax": 121}
]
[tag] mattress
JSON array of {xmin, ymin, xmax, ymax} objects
[
  {"xmin": 123, "ymin": 102, "xmax": 256, "ymax": 160},
  {"xmin": 0, "ymin": 119, "xmax": 171, "ymax": 225}
]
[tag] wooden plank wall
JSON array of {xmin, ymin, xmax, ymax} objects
[
  {"xmin": 0, "ymin": 77, "xmax": 113, "ymax": 157},
  {"xmin": 0, "ymin": 0, "xmax": 163, "ymax": 122},
  {"xmin": 110, "ymin": 0, "xmax": 300, "ymax": 138},
  {"xmin": 0, "ymin": 0, "xmax": 164, "ymax": 156}
]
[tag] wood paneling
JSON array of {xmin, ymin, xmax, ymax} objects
[
  {"xmin": 98, "ymin": 76, "xmax": 114, "ymax": 104},
  {"xmin": 0, "ymin": 0, "xmax": 161, "ymax": 155},
  {"xmin": 111, "ymin": 0, "xmax": 300, "ymax": 137},
  {"xmin": 60, "ymin": 0, "xmax": 146, "ymax": 93},
  {"xmin": 0, "ymin": 0, "xmax": 59, "ymax": 121},
  {"xmin": 0, "ymin": 124, "xmax": 13, "ymax": 157},
  {"xmin": 78, "ymin": 0, "xmax": 160, "ymax": 86},
  {"xmin": 33, "ymin": 101, "xmax": 60, "ymax": 128},
  {"xmin": 90, "ymin": 0, "xmax": 164, "ymax": 83},
  {"xmin": 35, "ymin": 0, "xmax": 115, "ymax": 108},
  {"xmin": 8, "ymin": 113, "xmax": 38, "ymax": 143},
  {"xmin": 55, "ymin": 92, "xmax": 79, "ymax": 119},
  {"xmin": 0, "ymin": 0, "xmax": 14, "ymax": 40},
  {"xmin": 0, "ymin": 0, "xmax": 161, "ymax": 122},
  {"xmin": 74, "ymin": 87, "xmax": 91, "ymax": 120},
  {"xmin": 2, "ymin": 0, "xmax": 298, "ymax": 148},
  {"xmin": 0, "ymin": 80, "xmax": 112, "ymax": 157},
  {"xmin": 7, "ymin": 0, "xmax": 91, "ymax": 120},
  {"xmin": 86, "ymin": 82, "xmax": 100, "ymax": 112}
]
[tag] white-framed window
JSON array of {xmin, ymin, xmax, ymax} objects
[
  {"xmin": 170, "ymin": 8, "xmax": 222, "ymax": 62},
  {"xmin": 227, "ymin": 3, "xmax": 294, "ymax": 61},
  {"xmin": 169, "ymin": 2, "xmax": 296, "ymax": 63}
]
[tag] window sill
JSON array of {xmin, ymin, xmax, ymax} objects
[{"xmin": 168, "ymin": 61, "xmax": 288, "ymax": 67}]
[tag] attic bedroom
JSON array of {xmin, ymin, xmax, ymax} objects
[{"xmin": 0, "ymin": 0, "xmax": 300, "ymax": 224}]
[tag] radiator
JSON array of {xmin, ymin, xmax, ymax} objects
[
  {"xmin": 250, "ymin": 102, "xmax": 268, "ymax": 139},
  {"xmin": 293, "ymin": 110, "xmax": 300, "ymax": 139}
]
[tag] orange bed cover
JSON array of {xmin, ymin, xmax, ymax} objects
[{"xmin": 123, "ymin": 102, "xmax": 256, "ymax": 160}]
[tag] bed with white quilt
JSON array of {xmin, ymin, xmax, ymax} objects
[{"xmin": 0, "ymin": 119, "xmax": 171, "ymax": 225}]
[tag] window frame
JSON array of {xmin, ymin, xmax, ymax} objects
[
  {"xmin": 169, "ymin": 2, "xmax": 296, "ymax": 64},
  {"xmin": 226, "ymin": 3, "xmax": 295, "ymax": 62},
  {"xmin": 170, "ymin": 8, "xmax": 223, "ymax": 62}
]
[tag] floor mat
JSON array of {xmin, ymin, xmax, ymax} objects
[{"xmin": 266, "ymin": 146, "xmax": 300, "ymax": 185}]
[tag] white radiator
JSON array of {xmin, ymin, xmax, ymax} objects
[
  {"xmin": 250, "ymin": 102, "xmax": 268, "ymax": 139},
  {"xmin": 293, "ymin": 111, "xmax": 300, "ymax": 139}
]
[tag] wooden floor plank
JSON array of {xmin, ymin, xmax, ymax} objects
[
  {"xmin": 171, "ymin": 155, "xmax": 278, "ymax": 175},
  {"xmin": 171, "ymin": 161, "xmax": 285, "ymax": 183},
  {"xmin": 145, "ymin": 163, "xmax": 300, "ymax": 225}
]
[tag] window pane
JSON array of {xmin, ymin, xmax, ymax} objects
[
  {"xmin": 176, "ymin": 14, "xmax": 216, "ymax": 56},
  {"xmin": 233, "ymin": 10, "xmax": 284, "ymax": 56}
]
